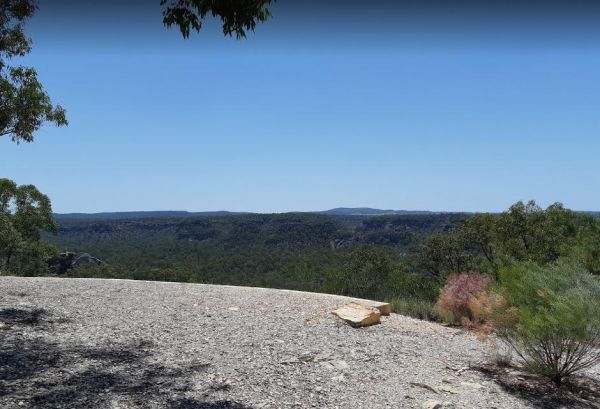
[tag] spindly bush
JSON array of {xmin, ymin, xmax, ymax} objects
[
  {"xmin": 491, "ymin": 262, "xmax": 600, "ymax": 385},
  {"xmin": 468, "ymin": 290, "xmax": 518, "ymax": 339},
  {"xmin": 436, "ymin": 272, "xmax": 491, "ymax": 325},
  {"xmin": 392, "ymin": 297, "xmax": 438, "ymax": 321}
]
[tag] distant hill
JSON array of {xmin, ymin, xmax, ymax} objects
[
  {"xmin": 320, "ymin": 208, "xmax": 435, "ymax": 216},
  {"xmin": 54, "ymin": 211, "xmax": 250, "ymax": 221},
  {"xmin": 54, "ymin": 208, "xmax": 436, "ymax": 221},
  {"xmin": 54, "ymin": 208, "xmax": 600, "ymax": 221}
]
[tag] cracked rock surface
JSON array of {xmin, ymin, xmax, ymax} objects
[{"xmin": 0, "ymin": 277, "xmax": 598, "ymax": 408}]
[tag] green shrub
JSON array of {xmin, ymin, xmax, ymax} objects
[
  {"xmin": 495, "ymin": 262, "xmax": 600, "ymax": 385},
  {"xmin": 386, "ymin": 270, "xmax": 441, "ymax": 320},
  {"xmin": 10, "ymin": 242, "xmax": 58, "ymax": 277},
  {"xmin": 391, "ymin": 297, "xmax": 438, "ymax": 321},
  {"xmin": 389, "ymin": 270, "xmax": 441, "ymax": 301},
  {"xmin": 68, "ymin": 264, "xmax": 122, "ymax": 279}
]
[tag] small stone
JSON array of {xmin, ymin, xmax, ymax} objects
[
  {"xmin": 313, "ymin": 352, "xmax": 332, "ymax": 362},
  {"xmin": 329, "ymin": 360, "xmax": 349, "ymax": 370},
  {"xmin": 460, "ymin": 381, "xmax": 485, "ymax": 390},
  {"xmin": 298, "ymin": 353, "xmax": 314, "ymax": 362},
  {"xmin": 439, "ymin": 385, "xmax": 458, "ymax": 394},
  {"xmin": 423, "ymin": 399, "xmax": 443, "ymax": 409}
]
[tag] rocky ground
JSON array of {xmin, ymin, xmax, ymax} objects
[{"xmin": 0, "ymin": 277, "xmax": 598, "ymax": 409}]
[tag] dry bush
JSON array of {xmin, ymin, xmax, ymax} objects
[
  {"xmin": 469, "ymin": 291, "xmax": 519, "ymax": 338},
  {"xmin": 436, "ymin": 272, "xmax": 491, "ymax": 325}
]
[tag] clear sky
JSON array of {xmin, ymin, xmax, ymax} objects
[{"xmin": 2, "ymin": 1, "xmax": 600, "ymax": 213}]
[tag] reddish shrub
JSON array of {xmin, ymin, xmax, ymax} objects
[{"xmin": 436, "ymin": 272, "xmax": 491, "ymax": 325}]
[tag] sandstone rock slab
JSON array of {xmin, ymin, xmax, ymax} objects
[
  {"xmin": 369, "ymin": 301, "xmax": 391, "ymax": 316},
  {"xmin": 331, "ymin": 303, "xmax": 381, "ymax": 327}
]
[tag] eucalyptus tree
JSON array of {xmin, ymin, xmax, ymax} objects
[
  {"xmin": 1, "ymin": 0, "xmax": 274, "ymax": 144},
  {"xmin": 161, "ymin": 0, "xmax": 275, "ymax": 38},
  {"xmin": 0, "ymin": 0, "xmax": 67, "ymax": 143},
  {"xmin": 0, "ymin": 178, "xmax": 57, "ymax": 274}
]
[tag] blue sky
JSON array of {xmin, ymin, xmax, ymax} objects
[{"xmin": 2, "ymin": 1, "xmax": 600, "ymax": 213}]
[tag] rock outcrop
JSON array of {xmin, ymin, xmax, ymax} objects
[
  {"xmin": 72, "ymin": 253, "xmax": 103, "ymax": 267},
  {"xmin": 47, "ymin": 252, "xmax": 76, "ymax": 275},
  {"xmin": 47, "ymin": 252, "xmax": 103, "ymax": 274}
]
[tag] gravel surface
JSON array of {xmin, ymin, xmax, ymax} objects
[{"xmin": 1, "ymin": 277, "xmax": 598, "ymax": 409}]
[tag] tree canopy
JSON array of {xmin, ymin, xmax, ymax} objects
[
  {"xmin": 0, "ymin": 177, "xmax": 57, "ymax": 274},
  {"xmin": 0, "ymin": 0, "xmax": 67, "ymax": 143},
  {"xmin": 161, "ymin": 0, "xmax": 274, "ymax": 38},
  {"xmin": 0, "ymin": 0, "xmax": 275, "ymax": 144},
  {"xmin": 416, "ymin": 200, "xmax": 600, "ymax": 278}
]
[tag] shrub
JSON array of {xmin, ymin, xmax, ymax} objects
[
  {"xmin": 436, "ymin": 272, "xmax": 491, "ymax": 325},
  {"xmin": 9, "ymin": 241, "xmax": 58, "ymax": 277},
  {"xmin": 390, "ymin": 270, "xmax": 441, "ymax": 301},
  {"xmin": 491, "ymin": 262, "xmax": 600, "ymax": 386},
  {"xmin": 68, "ymin": 264, "xmax": 122, "ymax": 279},
  {"xmin": 391, "ymin": 297, "xmax": 438, "ymax": 321},
  {"xmin": 486, "ymin": 339, "xmax": 514, "ymax": 368},
  {"xmin": 469, "ymin": 290, "xmax": 518, "ymax": 338}
]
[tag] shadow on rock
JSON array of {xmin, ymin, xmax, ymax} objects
[
  {"xmin": 171, "ymin": 398, "xmax": 255, "ymax": 409},
  {"xmin": 0, "ymin": 307, "xmax": 48, "ymax": 326},
  {"xmin": 0, "ymin": 308, "xmax": 255, "ymax": 409},
  {"xmin": 475, "ymin": 364, "xmax": 600, "ymax": 409}
]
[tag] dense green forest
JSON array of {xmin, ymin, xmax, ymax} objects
[{"xmin": 43, "ymin": 212, "xmax": 467, "ymax": 294}]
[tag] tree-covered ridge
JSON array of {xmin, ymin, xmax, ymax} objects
[
  {"xmin": 42, "ymin": 204, "xmax": 600, "ymax": 295},
  {"xmin": 38, "ymin": 212, "xmax": 464, "ymax": 293},
  {"xmin": 48, "ymin": 212, "xmax": 467, "ymax": 251}
]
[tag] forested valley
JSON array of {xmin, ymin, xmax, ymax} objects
[
  {"xmin": 43, "ymin": 212, "xmax": 466, "ymax": 296},
  {"xmin": 16, "ymin": 202, "xmax": 594, "ymax": 323}
]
